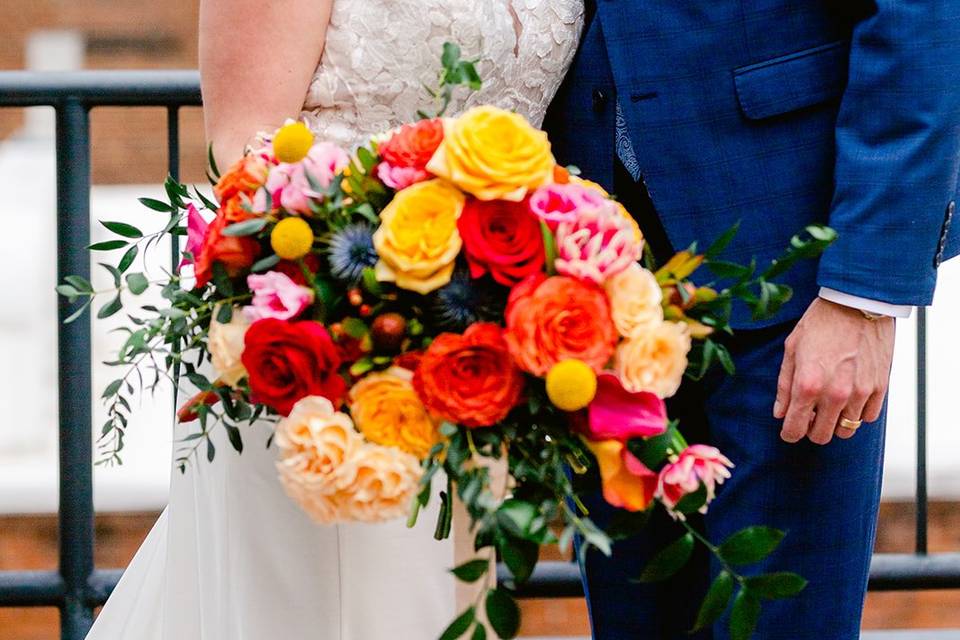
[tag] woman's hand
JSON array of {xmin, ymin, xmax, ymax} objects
[{"xmin": 199, "ymin": 0, "xmax": 333, "ymax": 168}]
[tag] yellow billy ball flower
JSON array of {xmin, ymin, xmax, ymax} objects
[
  {"xmin": 273, "ymin": 122, "xmax": 315, "ymax": 163},
  {"xmin": 271, "ymin": 217, "xmax": 314, "ymax": 260},
  {"xmin": 546, "ymin": 359, "xmax": 598, "ymax": 412}
]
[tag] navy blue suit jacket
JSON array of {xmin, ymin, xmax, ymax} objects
[{"xmin": 546, "ymin": 0, "xmax": 960, "ymax": 327}]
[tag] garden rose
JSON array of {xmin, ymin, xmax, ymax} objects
[
  {"xmin": 256, "ymin": 142, "xmax": 349, "ymax": 215},
  {"xmin": 413, "ymin": 323, "xmax": 523, "ymax": 428},
  {"xmin": 555, "ymin": 201, "xmax": 642, "ymax": 285},
  {"xmin": 243, "ymin": 271, "xmax": 315, "ymax": 322},
  {"xmin": 273, "ymin": 254, "xmax": 322, "ymax": 286},
  {"xmin": 604, "ymin": 263, "xmax": 664, "ymax": 338},
  {"xmin": 656, "ymin": 444, "xmax": 733, "ymax": 513},
  {"xmin": 504, "ymin": 275, "xmax": 617, "ymax": 376},
  {"xmin": 426, "ymin": 106, "xmax": 555, "ymax": 201},
  {"xmin": 458, "ymin": 198, "xmax": 545, "ymax": 286},
  {"xmin": 528, "ymin": 182, "xmax": 608, "ymax": 227},
  {"xmin": 615, "ymin": 321, "xmax": 691, "ymax": 398},
  {"xmin": 208, "ymin": 306, "xmax": 250, "ymax": 388},
  {"xmin": 373, "ymin": 179, "xmax": 465, "ymax": 294},
  {"xmin": 215, "ymin": 154, "xmax": 270, "ymax": 222},
  {"xmin": 241, "ymin": 319, "xmax": 346, "ymax": 415},
  {"xmin": 348, "ymin": 367, "xmax": 440, "ymax": 459},
  {"xmin": 582, "ymin": 438, "xmax": 658, "ymax": 512},
  {"xmin": 376, "ymin": 118, "xmax": 444, "ymax": 190},
  {"xmin": 193, "ymin": 214, "xmax": 261, "ymax": 289},
  {"xmin": 334, "ymin": 443, "xmax": 423, "ymax": 523},
  {"xmin": 584, "ymin": 372, "xmax": 668, "ymax": 441}
]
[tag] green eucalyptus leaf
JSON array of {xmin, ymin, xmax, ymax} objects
[
  {"xmin": 216, "ymin": 304, "xmax": 234, "ymax": 324},
  {"xmin": 251, "ymin": 254, "xmax": 280, "ymax": 273},
  {"xmin": 64, "ymin": 275, "xmax": 93, "ymax": 293},
  {"xmin": 729, "ymin": 588, "xmax": 761, "ymax": 640},
  {"xmin": 746, "ymin": 572, "xmax": 808, "ymax": 600},
  {"xmin": 96, "ymin": 295, "xmax": 123, "ymax": 319},
  {"xmin": 206, "ymin": 437, "xmax": 216, "ymax": 463},
  {"xmin": 125, "ymin": 272, "xmax": 149, "ymax": 295},
  {"xmin": 102, "ymin": 379, "xmax": 123, "ymax": 399},
  {"xmin": 635, "ymin": 533, "xmax": 694, "ymax": 583},
  {"xmin": 138, "ymin": 197, "xmax": 174, "ymax": 213},
  {"xmin": 451, "ymin": 559, "xmax": 490, "ymax": 583},
  {"xmin": 222, "ymin": 218, "xmax": 268, "ymax": 237},
  {"xmin": 117, "ymin": 245, "xmax": 140, "ymax": 274},
  {"xmin": 718, "ymin": 526, "xmax": 785, "ymax": 566},
  {"xmin": 56, "ymin": 284, "xmax": 79, "ymax": 300},
  {"xmin": 100, "ymin": 220, "xmax": 143, "ymax": 238},
  {"xmin": 223, "ymin": 424, "xmax": 244, "ymax": 454},
  {"xmin": 693, "ymin": 570, "xmax": 735, "ymax": 631},
  {"xmin": 88, "ymin": 239, "xmax": 128, "ymax": 251},
  {"xmin": 485, "ymin": 589, "xmax": 520, "ymax": 639},
  {"xmin": 439, "ymin": 607, "xmax": 475, "ymax": 640}
]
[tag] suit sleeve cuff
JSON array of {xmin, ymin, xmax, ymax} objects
[{"xmin": 818, "ymin": 287, "xmax": 913, "ymax": 318}]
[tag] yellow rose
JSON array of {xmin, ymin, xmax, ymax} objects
[
  {"xmin": 614, "ymin": 321, "xmax": 691, "ymax": 398},
  {"xmin": 426, "ymin": 106, "xmax": 555, "ymax": 201},
  {"xmin": 208, "ymin": 307, "xmax": 249, "ymax": 388},
  {"xmin": 334, "ymin": 443, "xmax": 422, "ymax": 523},
  {"xmin": 348, "ymin": 367, "xmax": 440, "ymax": 459},
  {"xmin": 373, "ymin": 179, "xmax": 465, "ymax": 293},
  {"xmin": 274, "ymin": 395, "xmax": 364, "ymax": 524},
  {"xmin": 604, "ymin": 263, "xmax": 664, "ymax": 339}
]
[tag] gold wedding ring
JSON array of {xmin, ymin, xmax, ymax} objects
[{"xmin": 838, "ymin": 417, "xmax": 863, "ymax": 431}]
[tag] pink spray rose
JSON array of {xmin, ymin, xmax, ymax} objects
[
  {"xmin": 528, "ymin": 182, "xmax": 609, "ymax": 227},
  {"xmin": 584, "ymin": 372, "xmax": 668, "ymax": 442},
  {"xmin": 243, "ymin": 271, "xmax": 315, "ymax": 322},
  {"xmin": 656, "ymin": 444, "xmax": 734, "ymax": 514},
  {"xmin": 554, "ymin": 202, "xmax": 642, "ymax": 285},
  {"xmin": 179, "ymin": 203, "xmax": 209, "ymax": 270},
  {"xmin": 254, "ymin": 142, "xmax": 349, "ymax": 215}
]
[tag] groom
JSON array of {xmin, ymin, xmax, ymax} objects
[{"xmin": 546, "ymin": 1, "xmax": 960, "ymax": 638}]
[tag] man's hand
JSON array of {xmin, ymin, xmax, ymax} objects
[{"xmin": 773, "ymin": 298, "xmax": 895, "ymax": 444}]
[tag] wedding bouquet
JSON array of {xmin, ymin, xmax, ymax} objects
[{"xmin": 59, "ymin": 45, "xmax": 835, "ymax": 640}]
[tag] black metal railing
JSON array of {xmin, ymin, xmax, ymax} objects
[{"xmin": 0, "ymin": 70, "xmax": 957, "ymax": 640}]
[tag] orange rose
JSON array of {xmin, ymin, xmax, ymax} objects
[
  {"xmin": 413, "ymin": 323, "xmax": 524, "ymax": 428},
  {"xmin": 504, "ymin": 275, "xmax": 617, "ymax": 376},
  {"xmin": 348, "ymin": 367, "xmax": 440, "ymax": 459},
  {"xmin": 193, "ymin": 214, "xmax": 261, "ymax": 288},
  {"xmin": 214, "ymin": 154, "xmax": 269, "ymax": 222},
  {"xmin": 376, "ymin": 118, "xmax": 444, "ymax": 190}
]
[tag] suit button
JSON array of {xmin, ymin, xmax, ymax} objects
[{"xmin": 592, "ymin": 88, "xmax": 607, "ymax": 111}]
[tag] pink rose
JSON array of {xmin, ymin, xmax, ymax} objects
[
  {"xmin": 555, "ymin": 202, "xmax": 641, "ymax": 284},
  {"xmin": 656, "ymin": 444, "xmax": 734, "ymax": 513},
  {"xmin": 255, "ymin": 142, "xmax": 349, "ymax": 215},
  {"xmin": 584, "ymin": 372, "xmax": 668, "ymax": 441},
  {"xmin": 179, "ymin": 203, "xmax": 210, "ymax": 271},
  {"xmin": 529, "ymin": 183, "xmax": 609, "ymax": 227},
  {"xmin": 243, "ymin": 271, "xmax": 315, "ymax": 322}
]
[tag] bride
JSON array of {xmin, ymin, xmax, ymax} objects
[{"xmin": 85, "ymin": 1, "xmax": 584, "ymax": 638}]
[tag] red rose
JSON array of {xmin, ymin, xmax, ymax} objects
[
  {"xmin": 274, "ymin": 254, "xmax": 321, "ymax": 286},
  {"xmin": 413, "ymin": 323, "xmax": 523, "ymax": 428},
  {"xmin": 241, "ymin": 319, "xmax": 346, "ymax": 416},
  {"xmin": 458, "ymin": 198, "xmax": 545, "ymax": 286},
  {"xmin": 376, "ymin": 118, "xmax": 445, "ymax": 190},
  {"xmin": 194, "ymin": 214, "xmax": 260, "ymax": 289}
]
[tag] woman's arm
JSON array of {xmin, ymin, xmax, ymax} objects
[{"xmin": 199, "ymin": 0, "xmax": 333, "ymax": 169}]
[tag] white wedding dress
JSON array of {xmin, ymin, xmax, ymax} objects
[{"xmin": 86, "ymin": 2, "xmax": 583, "ymax": 638}]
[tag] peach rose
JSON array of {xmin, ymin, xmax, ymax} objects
[
  {"xmin": 504, "ymin": 275, "xmax": 618, "ymax": 376},
  {"xmin": 348, "ymin": 367, "xmax": 440, "ymax": 459},
  {"xmin": 334, "ymin": 443, "xmax": 423, "ymax": 523},
  {"xmin": 426, "ymin": 106, "xmax": 555, "ymax": 201},
  {"xmin": 208, "ymin": 307, "xmax": 249, "ymax": 388},
  {"xmin": 373, "ymin": 179, "xmax": 465, "ymax": 294},
  {"xmin": 274, "ymin": 396, "xmax": 363, "ymax": 523},
  {"xmin": 614, "ymin": 321, "xmax": 691, "ymax": 398},
  {"xmin": 604, "ymin": 263, "xmax": 664, "ymax": 339}
]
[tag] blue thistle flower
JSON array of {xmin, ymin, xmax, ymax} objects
[
  {"xmin": 434, "ymin": 270, "xmax": 505, "ymax": 330},
  {"xmin": 328, "ymin": 223, "xmax": 378, "ymax": 284}
]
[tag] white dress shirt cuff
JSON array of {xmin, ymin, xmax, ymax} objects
[{"xmin": 818, "ymin": 287, "xmax": 912, "ymax": 318}]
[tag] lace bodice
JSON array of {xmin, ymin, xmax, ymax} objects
[{"xmin": 301, "ymin": 0, "xmax": 585, "ymax": 150}]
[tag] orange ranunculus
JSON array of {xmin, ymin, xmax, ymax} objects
[
  {"xmin": 582, "ymin": 437, "xmax": 657, "ymax": 512},
  {"xmin": 214, "ymin": 154, "xmax": 269, "ymax": 222},
  {"xmin": 504, "ymin": 274, "xmax": 618, "ymax": 376},
  {"xmin": 413, "ymin": 323, "xmax": 524, "ymax": 428},
  {"xmin": 193, "ymin": 214, "xmax": 261, "ymax": 289},
  {"xmin": 348, "ymin": 367, "xmax": 440, "ymax": 459}
]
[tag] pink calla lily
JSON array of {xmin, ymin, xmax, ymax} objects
[{"xmin": 585, "ymin": 372, "xmax": 668, "ymax": 442}]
